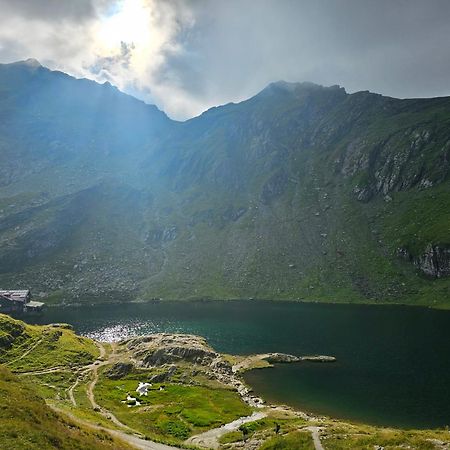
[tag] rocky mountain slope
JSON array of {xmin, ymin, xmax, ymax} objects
[{"xmin": 0, "ymin": 60, "xmax": 448, "ymax": 306}]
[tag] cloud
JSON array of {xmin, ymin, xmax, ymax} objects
[
  {"xmin": 0, "ymin": 0, "xmax": 96, "ymax": 21},
  {"xmin": 0, "ymin": 0, "xmax": 450, "ymax": 119}
]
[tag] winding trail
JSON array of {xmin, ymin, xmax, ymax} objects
[
  {"xmin": 17, "ymin": 366, "xmax": 66, "ymax": 376},
  {"xmin": 68, "ymin": 340, "xmax": 107, "ymax": 407},
  {"xmin": 10, "ymin": 338, "xmax": 180, "ymax": 449},
  {"xmin": 185, "ymin": 411, "xmax": 267, "ymax": 449},
  {"xmin": 62, "ymin": 341, "xmax": 181, "ymax": 449},
  {"xmin": 86, "ymin": 343, "xmax": 139, "ymax": 433},
  {"xmin": 50, "ymin": 405, "xmax": 181, "ymax": 450},
  {"xmin": 67, "ymin": 377, "xmax": 80, "ymax": 406},
  {"xmin": 305, "ymin": 426, "xmax": 325, "ymax": 450},
  {"xmin": 6, "ymin": 338, "xmax": 43, "ymax": 367}
]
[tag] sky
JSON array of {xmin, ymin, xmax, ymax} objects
[{"xmin": 0, "ymin": 0, "xmax": 449, "ymax": 120}]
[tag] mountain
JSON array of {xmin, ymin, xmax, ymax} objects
[{"xmin": 0, "ymin": 61, "xmax": 448, "ymax": 306}]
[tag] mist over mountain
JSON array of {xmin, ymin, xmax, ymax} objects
[{"xmin": 0, "ymin": 60, "xmax": 449, "ymax": 306}]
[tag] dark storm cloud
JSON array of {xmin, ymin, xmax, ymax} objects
[{"xmin": 1, "ymin": 0, "xmax": 450, "ymax": 118}]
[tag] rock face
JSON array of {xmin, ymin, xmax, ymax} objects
[
  {"xmin": 344, "ymin": 129, "xmax": 449, "ymax": 201},
  {"xmin": 124, "ymin": 333, "xmax": 231, "ymax": 371},
  {"xmin": 417, "ymin": 245, "xmax": 450, "ymax": 278},
  {"xmin": 398, "ymin": 244, "xmax": 450, "ymax": 278}
]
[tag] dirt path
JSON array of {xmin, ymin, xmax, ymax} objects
[
  {"xmin": 67, "ymin": 377, "xmax": 80, "ymax": 406},
  {"xmin": 86, "ymin": 342, "xmax": 145, "ymax": 434},
  {"xmin": 17, "ymin": 366, "xmax": 67, "ymax": 376},
  {"xmin": 68, "ymin": 341, "xmax": 107, "ymax": 406},
  {"xmin": 305, "ymin": 426, "xmax": 325, "ymax": 450},
  {"xmin": 185, "ymin": 411, "xmax": 267, "ymax": 449},
  {"xmin": 97, "ymin": 341, "xmax": 107, "ymax": 359},
  {"xmin": 50, "ymin": 405, "xmax": 181, "ymax": 450},
  {"xmin": 6, "ymin": 338, "xmax": 43, "ymax": 367}
]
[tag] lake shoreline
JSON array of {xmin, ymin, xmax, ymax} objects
[
  {"xmin": 21, "ymin": 299, "xmax": 450, "ymax": 429},
  {"xmin": 41, "ymin": 295, "xmax": 450, "ymax": 311}
]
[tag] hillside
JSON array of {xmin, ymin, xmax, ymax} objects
[
  {"xmin": 0, "ymin": 61, "xmax": 448, "ymax": 306},
  {"xmin": 0, "ymin": 314, "xmax": 131, "ymax": 449}
]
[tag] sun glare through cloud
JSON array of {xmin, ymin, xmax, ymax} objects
[
  {"xmin": 86, "ymin": 0, "xmax": 200, "ymax": 118},
  {"xmin": 97, "ymin": 0, "xmax": 150, "ymax": 51}
]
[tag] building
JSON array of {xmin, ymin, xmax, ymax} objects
[{"xmin": 0, "ymin": 290, "xmax": 45, "ymax": 313}]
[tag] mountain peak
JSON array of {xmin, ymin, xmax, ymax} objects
[
  {"xmin": 24, "ymin": 58, "xmax": 42, "ymax": 67},
  {"xmin": 13, "ymin": 58, "xmax": 43, "ymax": 69},
  {"xmin": 259, "ymin": 80, "xmax": 346, "ymax": 97},
  {"xmin": 1, "ymin": 58, "xmax": 44, "ymax": 71}
]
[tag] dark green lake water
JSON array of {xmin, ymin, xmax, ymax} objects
[{"xmin": 27, "ymin": 300, "xmax": 450, "ymax": 429}]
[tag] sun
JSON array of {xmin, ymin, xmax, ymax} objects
[{"xmin": 97, "ymin": 0, "xmax": 151, "ymax": 51}]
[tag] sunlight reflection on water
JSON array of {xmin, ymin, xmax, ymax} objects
[{"xmin": 84, "ymin": 320, "xmax": 188, "ymax": 342}]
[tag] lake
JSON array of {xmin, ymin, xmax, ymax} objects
[{"xmin": 27, "ymin": 300, "xmax": 450, "ymax": 429}]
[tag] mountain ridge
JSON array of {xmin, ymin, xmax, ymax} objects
[{"xmin": 0, "ymin": 61, "xmax": 448, "ymax": 306}]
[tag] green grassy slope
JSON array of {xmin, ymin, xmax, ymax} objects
[
  {"xmin": 0, "ymin": 314, "xmax": 99, "ymax": 372},
  {"xmin": 133, "ymin": 83, "xmax": 450, "ymax": 306},
  {"xmin": 95, "ymin": 371, "xmax": 251, "ymax": 444},
  {"xmin": 0, "ymin": 314, "xmax": 130, "ymax": 449},
  {"xmin": 0, "ymin": 365, "xmax": 131, "ymax": 450}
]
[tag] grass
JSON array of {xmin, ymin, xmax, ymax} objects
[
  {"xmin": 321, "ymin": 420, "xmax": 450, "ymax": 450},
  {"xmin": 60, "ymin": 374, "xmax": 124, "ymax": 431},
  {"xmin": 218, "ymin": 416, "xmax": 450, "ymax": 450},
  {"xmin": 259, "ymin": 431, "xmax": 315, "ymax": 449},
  {"xmin": 18, "ymin": 369, "xmax": 76, "ymax": 401},
  {"xmin": 380, "ymin": 184, "xmax": 450, "ymax": 256},
  {"xmin": 95, "ymin": 373, "xmax": 251, "ymax": 444},
  {"xmin": 219, "ymin": 430, "xmax": 244, "ymax": 444}
]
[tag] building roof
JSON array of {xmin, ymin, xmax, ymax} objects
[
  {"xmin": 27, "ymin": 301, "xmax": 45, "ymax": 309},
  {"xmin": 0, "ymin": 290, "xmax": 30, "ymax": 302}
]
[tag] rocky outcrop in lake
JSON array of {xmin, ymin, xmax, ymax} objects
[{"xmin": 124, "ymin": 333, "xmax": 230, "ymax": 369}]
